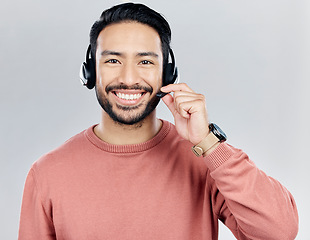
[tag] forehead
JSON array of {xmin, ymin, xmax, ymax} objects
[{"xmin": 96, "ymin": 22, "xmax": 162, "ymax": 56}]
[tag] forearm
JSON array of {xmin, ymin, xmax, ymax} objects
[{"xmin": 204, "ymin": 143, "xmax": 298, "ymax": 240}]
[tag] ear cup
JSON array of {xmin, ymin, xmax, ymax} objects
[
  {"xmin": 162, "ymin": 48, "xmax": 178, "ymax": 86},
  {"xmin": 79, "ymin": 45, "xmax": 96, "ymax": 89}
]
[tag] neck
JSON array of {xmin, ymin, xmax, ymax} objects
[{"xmin": 94, "ymin": 110, "xmax": 162, "ymax": 145}]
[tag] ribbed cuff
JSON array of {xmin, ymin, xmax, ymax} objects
[{"xmin": 203, "ymin": 143, "xmax": 235, "ymax": 171}]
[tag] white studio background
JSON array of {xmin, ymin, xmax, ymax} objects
[{"xmin": 0, "ymin": 0, "xmax": 309, "ymax": 239}]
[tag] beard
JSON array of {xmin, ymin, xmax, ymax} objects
[{"xmin": 95, "ymin": 84, "xmax": 160, "ymax": 126}]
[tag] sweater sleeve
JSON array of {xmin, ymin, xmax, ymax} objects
[
  {"xmin": 204, "ymin": 143, "xmax": 298, "ymax": 240},
  {"xmin": 18, "ymin": 168, "xmax": 56, "ymax": 240}
]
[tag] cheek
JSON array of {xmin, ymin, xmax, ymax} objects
[
  {"xmin": 96, "ymin": 67, "xmax": 117, "ymax": 88},
  {"xmin": 154, "ymin": 68, "xmax": 163, "ymax": 88},
  {"xmin": 139, "ymin": 67, "xmax": 163, "ymax": 86},
  {"xmin": 95, "ymin": 76, "xmax": 106, "ymax": 92}
]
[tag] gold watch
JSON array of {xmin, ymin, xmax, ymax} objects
[{"xmin": 191, "ymin": 123, "xmax": 227, "ymax": 157}]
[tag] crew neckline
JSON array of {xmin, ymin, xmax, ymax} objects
[{"xmin": 85, "ymin": 120, "xmax": 171, "ymax": 153}]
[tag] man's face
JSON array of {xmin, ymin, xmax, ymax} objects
[{"xmin": 95, "ymin": 22, "xmax": 163, "ymax": 125}]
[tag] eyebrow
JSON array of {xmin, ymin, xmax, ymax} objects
[
  {"xmin": 100, "ymin": 50, "xmax": 123, "ymax": 56},
  {"xmin": 137, "ymin": 52, "xmax": 159, "ymax": 58},
  {"xmin": 100, "ymin": 50, "xmax": 159, "ymax": 58}
]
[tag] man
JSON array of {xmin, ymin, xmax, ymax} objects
[{"xmin": 19, "ymin": 3, "xmax": 298, "ymax": 240}]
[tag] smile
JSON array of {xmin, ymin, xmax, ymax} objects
[
  {"xmin": 111, "ymin": 90, "xmax": 148, "ymax": 106},
  {"xmin": 116, "ymin": 92, "xmax": 143, "ymax": 100}
]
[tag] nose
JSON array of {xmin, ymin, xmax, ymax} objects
[{"xmin": 118, "ymin": 63, "xmax": 140, "ymax": 86}]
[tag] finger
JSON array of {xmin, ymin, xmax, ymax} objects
[
  {"xmin": 161, "ymin": 93, "xmax": 178, "ymax": 118},
  {"xmin": 173, "ymin": 91, "xmax": 204, "ymax": 99},
  {"xmin": 174, "ymin": 93, "xmax": 205, "ymax": 113},
  {"xmin": 162, "ymin": 91, "xmax": 206, "ymax": 117},
  {"xmin": 171, "ymin": 90, "xmax": 202, "ymax": 110},
  {"xmin": 160, "ymin": 83, "xmax": 194, "ymax": 93},
  {"xmin": 175, "ymin": 99, "xmax": 205, "ymax": 119}
]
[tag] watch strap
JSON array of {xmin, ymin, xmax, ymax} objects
[{"xmin": 191, "ymin": 131, "xmax": 219, "ymax": 157}]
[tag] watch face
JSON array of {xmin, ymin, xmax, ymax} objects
[{"xmin": 209, "ymin": 123, "xmax": 227, "ymax": 142}]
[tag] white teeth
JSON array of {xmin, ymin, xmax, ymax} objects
[{"xmin": 116, "ymin": 93, "xmax": 142, "ymax": 100}]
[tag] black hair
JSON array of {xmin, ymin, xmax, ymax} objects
[{"xmin": 89, "ymin": 3, "xmax": 171, "ymax": 68}]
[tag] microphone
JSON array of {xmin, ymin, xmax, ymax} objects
[{"xmin": 156, "ymin": 91, "xmax": 170, "ymax": 98}]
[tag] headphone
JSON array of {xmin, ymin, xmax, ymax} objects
[{"xmin": 79, "ymin": 44, "xmax": 178, "ymax": 90}]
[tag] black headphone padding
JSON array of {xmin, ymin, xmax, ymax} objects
[
  {"xmin": 79, "ymin": 45, "xmax": 96, "ymax": 89},
  {"xmin": 163, "ymin": 48, "xmax": 178, "ymax": 86}
]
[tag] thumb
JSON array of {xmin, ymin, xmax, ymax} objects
[{"xmin": 161, "ymin": 93, "xmax": 177, "ymax": 117}]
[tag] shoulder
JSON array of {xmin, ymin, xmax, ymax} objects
[{"xmin": 32, "ymin": 126, "xmax": 95, "ymax": 172}]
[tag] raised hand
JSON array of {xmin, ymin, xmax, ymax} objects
[{"xmin": 160, "ymin": 83, "xmax": 210, "ymax": 145}]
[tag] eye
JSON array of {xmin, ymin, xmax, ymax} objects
[
  {"xmin": 105, "ymin": 59, "xmax": 119, "ymax": 64},
  {"xmin": 140, "ymin": 60, "xmax": 153, "ymax": 65}
]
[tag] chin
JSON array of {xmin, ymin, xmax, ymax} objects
[{"xmin": 96, "ymin": 91, "xmax": 160, "ymax": 126}]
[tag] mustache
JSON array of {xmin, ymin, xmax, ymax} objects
[{"xmin": 105, "ymin": 84, "xmax": 153, "ymax": 94}]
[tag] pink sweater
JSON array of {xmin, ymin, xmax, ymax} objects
[{"xmin": 19, "ymin": 120, "xmax": 298, "ymax": 240}]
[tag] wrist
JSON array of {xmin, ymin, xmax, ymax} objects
[
  {"xmin": 202, "ymin": 142, "xmax": 220, "ymax": 157},
  {"xmin": 191, "ymin": 123, "xmax": 227, "ymax": 157}
]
